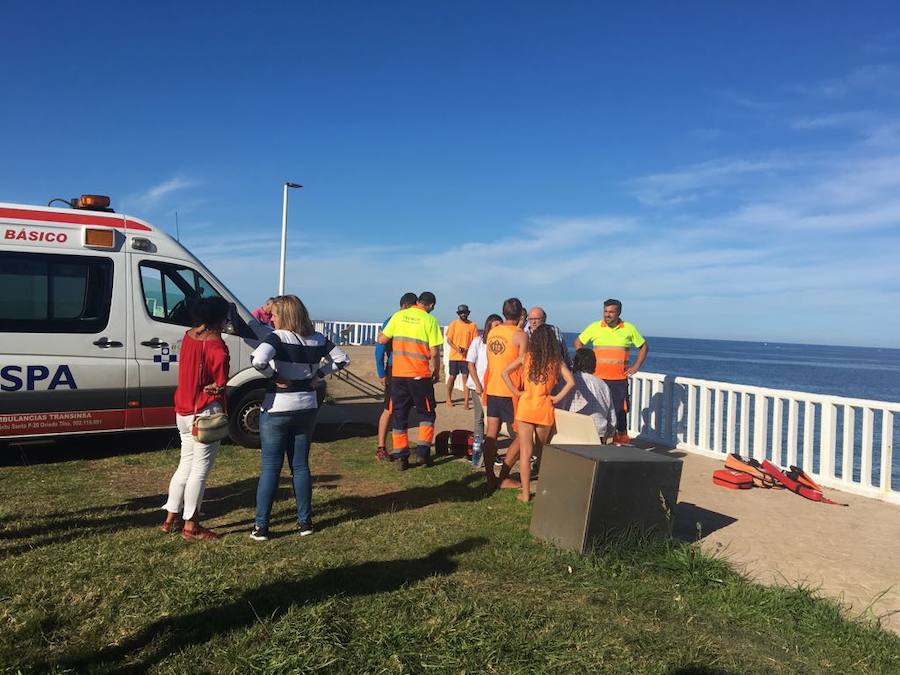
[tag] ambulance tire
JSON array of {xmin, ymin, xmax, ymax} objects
[
  {"xmin": 227, "ymin": 382, "xmax": 328, "ymax": 448},
  {"xmin": 229, "ymin": 387, "xmax": 265, "ymax": 448}
]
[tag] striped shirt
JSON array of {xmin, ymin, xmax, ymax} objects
[
  {"xmin": 251, "ymin": 330, "xmax": 350, "ymax": 413},
  {"xmin": 557, "ymin": 372, "xmax": 616, "ymax": 437}
]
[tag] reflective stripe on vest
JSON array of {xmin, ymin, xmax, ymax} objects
[
  {"xmin": 593, "ymin": 346, "xmax": 628, "ymax": 380},
  {"xmin": 391, "ymin": 335, "xmax": 431, "ymax": 377}
]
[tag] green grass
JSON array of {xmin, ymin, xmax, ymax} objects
[{"xmin": 1, "ymin": 428, "xmax": 898, "ymax": 674}]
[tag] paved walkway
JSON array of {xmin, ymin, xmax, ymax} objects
[{"xmin": 322, "ymin": 347, "xmax": 900, "ymax": 633}]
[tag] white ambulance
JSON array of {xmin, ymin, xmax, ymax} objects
[{"xmin": 0, "ymin": 194, "xmax": 277, "ymax": 447}]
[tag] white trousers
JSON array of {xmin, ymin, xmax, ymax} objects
[{"xmin": 161, "ymin": 405, "xmax": 222, "ymax": 521}]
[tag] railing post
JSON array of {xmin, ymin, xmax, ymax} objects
[
  {"xmin": 752, "ymin": 393, "xmax": 767, "ymax": 462},
  {"xmin": 880, "ymin": 411, "xmax": 893, "ymax": 494},
  {"xmin": 686, "ymin": 384, "xmax": 696, "ymax": 448},
  {"xmin": 739, "ymin": 392, "xmax": 751, "ymax": 456},
  {"xmin": 726, "ymin": 391, "xmax": 736, "ymax": 453},
  {"xmin": 841, "ymin": 405, "xmax": 855, "ymax": 483},
  {"xmin": 861, "ymin": 408, "xmax": 874, "ymax": 488},
  {"xmin": 663, "ymin": 378, "xmax": 674, "ymax": 444},
  {"xmin": 713, "ymin": 389, "xmax": 724, "ymax": 454},
  {"xmin": 802, "ymin": 401, "xmax": 815, "ymax": 474},
  {"xmin": 787, "ymin": 400, "xmax": 799, "ymax": 467},
  {"xmin": 771, "ymin": 397, "xmax": 783, "ymax": 466},
  {"xmin": 820, "ymin": 402, "xmax": 836, "ymax": 480},
  {"xmin": 698, "ymin": 386, "xmax": 710, "ymax": 452}
]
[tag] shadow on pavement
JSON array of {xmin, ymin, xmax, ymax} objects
[{"xmin": 672, "ymin": 501, "xmax": 737, "ymax": 542}]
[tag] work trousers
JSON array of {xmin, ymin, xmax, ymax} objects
[{"xmin": 390, "ymin": 376, "xmax": 437, "ymax": 458}]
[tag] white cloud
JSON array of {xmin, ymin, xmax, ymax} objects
[
  {"xmin": 629, "ymin": 158, "xmax": 794, "ymax": 207},
  {"xmin": 793, "ymin": 64, "xmax": 900, "ymax": 98},
  {"xmin": 122, "ymin": 176, "xmax": 200, "ymax": 213}
]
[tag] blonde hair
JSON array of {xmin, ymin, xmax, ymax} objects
[{"xmin": 272, "ymin": 295, "xmax": 315, "ymax": 336}]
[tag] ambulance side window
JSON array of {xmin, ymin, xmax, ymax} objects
[
  {"xmin": 138, "ymin": 261, "xmax": 223, "ymax": 327},
  {"xmin": 0, "ymin": 251, "xmax": 113, "ymax": 333}
]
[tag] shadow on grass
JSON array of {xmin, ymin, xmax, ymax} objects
[
  {"xmin": 0, "ymin": 475, "xmax": 341, "ymax": 555},
  {"xmin": 0, "ymin": 430, "xmax": 181, "ymax": 467},
  {"xmin": 315, "ymin": 471, "xmax": 488, "ymax": 529},
  {"xmin": 57, "ymin": 537, "xmax": 487, "ymax": 674},
  {"xmin": 220, "ymin": 470, "xmax": 490, "ymax": 533}
]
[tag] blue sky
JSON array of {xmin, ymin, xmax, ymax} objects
[{"xmin": 3, "ymin": 2, "xmax": 900, "ymax": 346}]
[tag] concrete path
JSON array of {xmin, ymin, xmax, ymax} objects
[{"xmin": 322, "ymin": 347, "xmax": 900, "ymax": 633}]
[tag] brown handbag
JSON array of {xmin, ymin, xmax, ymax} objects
[{"xmin": 191, "ymin": 337, "xmax": 230, "ymax": 443}]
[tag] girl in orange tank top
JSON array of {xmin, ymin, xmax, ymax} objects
[{"xmin": 501, "ymin": 324, "xmax": 575, "ymax": 502}]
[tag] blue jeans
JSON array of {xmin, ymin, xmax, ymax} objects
[{"xmin": 255, "ymin": 409, "xmax": 318, "ymax": 527}]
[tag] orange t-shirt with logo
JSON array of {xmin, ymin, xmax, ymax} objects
[
  {"xmin": 484, "ymin": 324, "xmax": 525, "ymax": 397},
  {"xmin": 445, "ymin": 319, "xmax": 478, "ymax": 362}
]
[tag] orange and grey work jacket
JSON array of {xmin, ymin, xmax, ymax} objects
[
  {"xmin": 381, "ymin": 305, "xmax": 443, "ymax": 378},
  {"xmin": 576, "ymin": 320, "xmax": 646, "ymax": 381}
]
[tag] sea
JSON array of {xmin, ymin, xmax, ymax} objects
[{"xmin": 557, "ymin": 335, "xmax": 900, "ymax": 404}]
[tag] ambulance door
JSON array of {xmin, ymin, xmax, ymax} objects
[
  {"xmin": 130, "ymin": 256, "xmax": 242, "ymax": 426},
  {"xmin": 0, "ymin": 250, "xmax": 127, "ymax": 437}
]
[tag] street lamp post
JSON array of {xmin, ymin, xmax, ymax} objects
[{"xmin": 278, "ymin": 181, "xmax": 303, "ymax": 295}]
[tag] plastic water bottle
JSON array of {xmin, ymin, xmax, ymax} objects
[{"xmin": 471, "ymin": 437, "xmax": 483, "ymax": 468}]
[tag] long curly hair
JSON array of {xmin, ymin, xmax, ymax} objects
[{"xmin": 526, "ymin": 324, "xmax": 561, "ymax": 384}]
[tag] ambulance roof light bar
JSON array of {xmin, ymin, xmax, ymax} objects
[{"xmin": 47, "ymin": 194, "xmax": 115, "ymax": 213}]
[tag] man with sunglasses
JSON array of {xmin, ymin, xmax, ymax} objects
[{"xmin": 444, "ymin": 304, "xmax": 478, "ymax": 408}]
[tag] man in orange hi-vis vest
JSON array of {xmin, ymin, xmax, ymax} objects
[
  {"xmin": 377, "ymin": 291, "xmax": 443, "ymax": 471},
  {"xmin": 444, "ymin": 303, "xmax": 478, "ymax": 409},
  {"xmin": 574, "ymin": 298, "xmax": 648, "ymax": 444}
]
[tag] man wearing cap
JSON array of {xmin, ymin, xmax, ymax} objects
[
  {"xmin": 574, "ymin": 298, "xmax": 648, "ymax": 444},
  {"xmin": 444, "ymin": 304, "xmax": 478, "ymax": 408}
]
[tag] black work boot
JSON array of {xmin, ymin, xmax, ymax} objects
[
  {"xmin": 399, "ymin": 455, "xmax": 410, "ymax": 471},
  {"xmin": 415, "ymin": 447, "xmax": 432, "ymax": 468}
]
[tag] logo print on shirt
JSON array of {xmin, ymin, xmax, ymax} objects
[
  {"xmin": 488, "ymin": 338, "xmax": 506, "ymax": 355},
  {"xmin": 153, "ymin": 347, "xmax": 177, "ymax": 372}
]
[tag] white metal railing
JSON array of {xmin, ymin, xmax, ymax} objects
[
  {"xmin": 628, "ymin": 372, "xmax": 899, "ymax": 504},
  {"xmin": 315, "ymin": 320, "xmax": 452, "ymax": 346},
  {"xmin": 314, "ymin": 320, "xmax": 384, "ymax": 346}
]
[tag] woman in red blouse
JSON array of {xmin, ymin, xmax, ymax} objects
[{"xmin": 160, "ymin": 297, "xmax": 231, "ymax": 540}]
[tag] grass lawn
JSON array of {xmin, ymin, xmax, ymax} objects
[{"xmin": 1, "ymin": 426, "xmax": 898, "ymax": 674}]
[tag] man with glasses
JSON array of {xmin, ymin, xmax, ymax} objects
[
  {"xmin": 444, "ymin": 303, "xmax": 478, "ymax": 408},
  {"xmin": 525, "ymin": 306, "xmax": 570, "ymax": 368}
]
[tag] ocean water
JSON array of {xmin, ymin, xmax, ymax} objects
[{"xmin": 561, "ymin": 334, "xmax": 900, "ymax": 403}]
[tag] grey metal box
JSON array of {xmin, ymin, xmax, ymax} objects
[{"xmin": 530, "ymin": 444, "xmax": 683, "ymax": 553}]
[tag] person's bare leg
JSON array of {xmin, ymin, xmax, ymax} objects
[
  {"xmin": 533, "ymin": 425, "xmax": 552, "ymax": 476},
  {"xmin": 463, "ymin": 386, "xmax": 471, "ymax": 410},
  {"xmin": 377, "ymin": 408, "xmax": 390, "ymax": 451},
  {"xmin": 446, "ymin": 374, "xmax": 456, "ymax": 407},
  {"xmin": 483, "ymin": 416, "xmax": 501, "ymax": 488},
  {"xmin": 516, "ymin": 422, "xmax": 535, "ymax": 502},
  {"xmin": 498, "ymin": 436, "xmax": 522, "ymax": 489}
]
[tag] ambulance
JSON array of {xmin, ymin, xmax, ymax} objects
[{"xmin": 0, "ymin": 194, "xmax": 278, "ymax": 447}]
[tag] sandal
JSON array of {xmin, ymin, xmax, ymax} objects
[
  {"xmin": 181, "ymin": 525, "xmax": 221, "ymax": 541},
  {"xmin": 160, "ymin": 516, "xmax": 183, "ymax": 533}
]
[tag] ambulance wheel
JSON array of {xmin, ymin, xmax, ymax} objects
[{"xmin": 229, "ymin": 388, "xmax": 265, "ymax": 448}]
